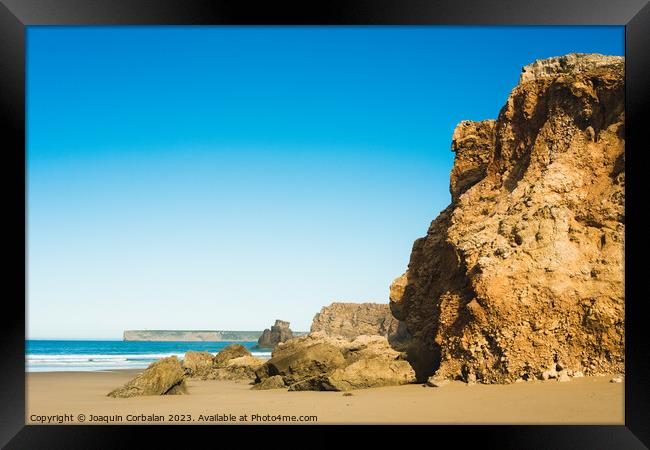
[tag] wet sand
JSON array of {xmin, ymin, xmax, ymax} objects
[{"xmin": 26, "ymin": 370, "xmax": 624, "ymax": 425}]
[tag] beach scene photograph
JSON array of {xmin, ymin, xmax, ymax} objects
[{"xmin": 26, "ymin": 26, "xmax": 625, "ymax": 425}]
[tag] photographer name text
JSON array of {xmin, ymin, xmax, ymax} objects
[{"xmin": 29, "ymin": 413, "xmax": 318, "ymax": 424}]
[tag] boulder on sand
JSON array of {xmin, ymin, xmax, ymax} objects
[
  {"xmin": 209, "ymin": 355, "xmax": 265, "ymax": 381},
  {"xmin": 256, "ymin": 340, "xmax": 346, "ymax": 386},
  {"xmin": 253, "ymin": 332, "xmax": 416, "ymax": 391},
  {"xmin": 288, "ymin": 358, "xmax": 415, "ymax": 392},
  {"xmin": 325, "ymin": 357, "xmax": 415, "ymax": 391},
  {"xmin": 214, "ymin": 343, "xmax": 251, "ymax": 366},
  {"xmin": 182, "ymin": 350, "xmax": 215, "ymax": 378},
  {"xmin": 251, "ymin": 375, "xmax": 286, "ymax": 390},
  {"xmin": 183, "ymin": 344, "xmax": 263, "ymax": 381},
  {"xmin": 108, "ymin": 356, "xmax": 187, "ymax": 398}
]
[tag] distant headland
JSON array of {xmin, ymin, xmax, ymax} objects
[
  {"xmin": 123, "ymin": 329, "xmax": 308, "ymax": 342},
  {"xmin": 123, "ymin": 330, "xmax": 263, "ymax": 342}
]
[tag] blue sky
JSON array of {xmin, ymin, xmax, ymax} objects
[{"xmin": 27, "ymin": 26, "xmax": 623, "ymax": 339}]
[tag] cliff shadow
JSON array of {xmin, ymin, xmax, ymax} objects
[{"xmin": 388, "ymin": 277, "xmax": 443, "ymax": 383}]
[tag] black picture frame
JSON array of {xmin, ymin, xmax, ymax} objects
[{"xmin": 1, "ymin": 0, "xmax": 647, "ymax": 448}]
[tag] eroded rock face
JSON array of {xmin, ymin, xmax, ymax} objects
[
  {"xmin": 256, "ymin": 320, "xmax": 294, "ymax": 349},
  {"xmin": 310, "ymin": 302, "xmax": 410, "ymax": 345},
  {"xmin": 108, "ymin": 356, "xmax": 187, "ymax": 397},
  {"xmin": 390, "ymin": 53, "xmax": 624, "ymax": 384},
  {"xmin": 450, "ymin": 120, "xmax": 496, "ymax": 202},
  {"xmin": 253, "ymin": 332, "xmax": 416, "ymax": 391}
]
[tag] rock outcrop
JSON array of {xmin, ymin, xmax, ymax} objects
[
  {"xmin": 256, "ymin": 320, "xmax": 294, "ymax": 349},
  {"xmin": 183, "ymin": 344, "xmax": 264, "ymax": 381},
  {"xmin": 253, "ymin": 332, "xmax": 416, "ymax": 391},
  {"xmin": 390, "ymin": 53, "xmax": 625, "ymax": 384},
  {"xmin": 108, "ymin": 356, "xmax": 188, "ymax": 397},
  {"xmin": 310, "ymin": 302, "xmax": 410, "ymax": 346}
]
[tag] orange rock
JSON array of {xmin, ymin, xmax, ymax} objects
[{"xmin": 392, "ymin": 53, "xmax": 624, "ymax": 384}]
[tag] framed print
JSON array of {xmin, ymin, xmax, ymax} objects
[{"xmin": 1, "ymin": 0, "xmax": 648, "ymax": 448}]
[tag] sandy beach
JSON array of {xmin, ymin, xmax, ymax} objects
[{"xmin": 26, "ymin": 370, "xmax": 624, "ymax": 425}]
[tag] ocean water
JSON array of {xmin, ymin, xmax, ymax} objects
[{"xmin": 26, "ymin": 340, "xmax": 271, "ymax": 372}]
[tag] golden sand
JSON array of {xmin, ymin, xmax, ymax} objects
[{"xmin": 26, "ymin": 370, "xmax": 623, "ymax": 425}]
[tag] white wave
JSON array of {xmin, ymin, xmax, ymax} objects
[
  {"xmin": 25, "ymin": 349, "xmax": 272, "ymax": 372},
  {"xmin": 28, "ymin": 364, "xmax": 147, "ymax": 373},
  {"xmin": 26, "ymin": 353, "xmax": 187, "ymax": 362},
  {"xmin": 28, "ymin": 360, "xmax": 139, "ymax": 366}
]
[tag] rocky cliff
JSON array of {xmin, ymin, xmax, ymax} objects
[
  {"xmin": 310, "ymin": 302, "xmax": 410, "ymax": 345},
  {"xmin": 390, "ymin": 53, "xmax": 625, "ymax": 384}
]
